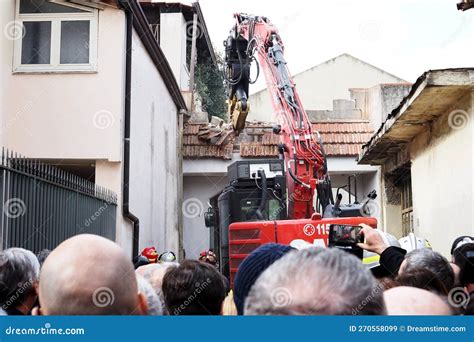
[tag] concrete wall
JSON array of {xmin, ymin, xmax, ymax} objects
[
  {"xmin": 183, "ymin": 175, "xmax": 228, "ymax": 258},
  {"xmin": 130, "ymin": 29, "xmax": 180, "ymax": 256},
  {"xmin": 159, "ymin": 12, "xmax": 189, "ymax": 91},
  {"xmin": 352, "ymin": 84, "xmax": 412, "ymax": 132},
  {"xmin": 0, "ymin": 4, "xmax": 125, "ymax": 161},
  {"xmin": 248, "ymin": 54, "xmax": 406, "ymax": 122},
  {"xmin": 410, "ymin": 92, "xmax": 473, "ymax": 257}
]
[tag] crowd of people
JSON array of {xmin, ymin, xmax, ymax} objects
[{"xmin": 0, "ymin": 225, "xmax": 472, "ymax": 316}]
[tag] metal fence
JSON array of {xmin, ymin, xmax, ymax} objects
[{"xmin": 0, "ymin": 149, "xmax": 117, "ymax": 252}]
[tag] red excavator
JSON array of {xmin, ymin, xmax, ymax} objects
[{"xmin": 205, "ymin": 13, "xmax": 377, "ymax": 284}]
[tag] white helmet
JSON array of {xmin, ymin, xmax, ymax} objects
[
  {"xmin": 398, "ymin": 232, "xmax": 432, "ymax": 253},
  {"xmin": 363, "ymin": 230, "xmax": 400, "ymax": 269}
]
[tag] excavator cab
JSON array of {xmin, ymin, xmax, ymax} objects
[{"xmin": 204, "ymin": 160, "xmax": 287, "ymax": 278}]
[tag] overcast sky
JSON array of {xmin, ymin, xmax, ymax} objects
[{"xmin": 193, "ymin": 0, "xmax": 473, "ymax": 93}]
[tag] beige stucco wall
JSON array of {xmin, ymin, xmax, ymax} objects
[
  {"xmin": 410, "ymin": 91, "xmax": 473, "ymax": 257},
  {"xmin": 0, "ymin": 4, "xmax": 125, "ymax": 161},
  {"xmin": 129, "ymin": 29, "xmax": 181, "ymax": 256},
  {"xmin": 249, "ymin": 54, "xmax": 405, "ymax": 122}
]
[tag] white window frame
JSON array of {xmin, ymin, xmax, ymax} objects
[{"xmin": 13, "ymin": 0, "xmax": 98, "ymax": 73}]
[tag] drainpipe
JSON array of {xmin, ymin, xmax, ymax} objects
[{"xmin": 122, "ymin": 6, "xmax": 140, "ymax": 258}]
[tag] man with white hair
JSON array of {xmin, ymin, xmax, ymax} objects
[
  {"xmin": 244, "ymin": 248, "xmax": 386, "ymax": 315},
  {"xmin": 0, "ymin": 248, "xmax": 40, "ymax": 315}
]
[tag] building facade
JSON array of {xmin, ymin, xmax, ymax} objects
[
  {"xmin": 0, "ymin": 0, "xmax": 192, "ymax": 258},
  {"xmin": 359, "ymin": 68, "xmax": 474, "ymax": 257}
]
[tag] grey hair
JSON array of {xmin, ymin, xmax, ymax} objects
[
  {"xmin": 244, "ymin": 247, "xmax": 386, "ymax": 315},
  {"xmin": 403, "ymin": 249, "xmax": 454, "ymax": 290},
  {"xmin": 136, "ymin": 275, "xmax": 162, "ymax": 315},
  {"xmin": 0, "ymin": 248, "xmax": 40, "ymax": 308},
  {"xmin": 141, "ymin": 262, "xmax": 178, "ymax": 315}
]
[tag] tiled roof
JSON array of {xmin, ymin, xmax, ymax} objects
[
  {"xmin": 312, "ymin": 121, "xmax": 373, "ymax": 156},
  {"xmin": 182, "ymin": 123, "xmax": 235, "ymax": 160},
  {"xmin": 182, "ymin": 120, "xmax": 373, "ymax": 159}
]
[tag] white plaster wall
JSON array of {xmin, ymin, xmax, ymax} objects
[
  {"xmin": 411, "ymin": 94, "xmax": 474, "ymax": 257},
  {"xmin": 1, "ymin": 4, "xmax": 125, "ymax": 161},
  {"xmin": 159, "ymin": 12, "xmax": 189, "ymax": 90},
  {"xmin": 130, "ymin": 29, "xmax": 180, "ymax": 255},
  {"xmin": 249, "ymin": 54, "xmax": 405, "ymax": 122},
  {"xmin": 183, "ymin": 175, "xmax": 229, "ymax": 259}
]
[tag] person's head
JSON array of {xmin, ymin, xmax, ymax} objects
[
  {"xmin": 136, "ymin": 275, "xmax": 162, "ymax": 315},
  {"xmin": 384, "ymin": 286, "xmax": 452, "ymax": 315},
  {"xmin": 37, "ymin": 234, "xmax": 147, "ymax": 315},
  {"xmin": 0, "ymin": 248, "xmax": 40, "ymax": 314},
  {"xmin": 162, "ymin": 260, "xmax": 226, "ymax": 315},
  {"xmin": 395, "ymin": 268, "xmax": 448, "ymax": 295},
  {"xmin": 36, "ymin": 249, "xmax": 50, "ymax": 268},
  {"xmin": 233, "ymin": 243, "xmax": 294, "ymax": 315},
  {"xmin": 452, "ymin": 243, "xmax": 474, "ymax": 287},
  {"xmin": 244, "ymin": 248, "xmax": 386, "ymax": 315},
  {"xmin": 400, "ymin": 249, "xmax": 454, "ymax": 290},
  {"xmin": 136, "ymin": 262, "xmax": 178, "ymax": 315}
]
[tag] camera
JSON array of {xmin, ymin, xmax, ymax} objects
[{"xmin": 328, "ymin": 224, "xmax": 363, "ymax": 259}]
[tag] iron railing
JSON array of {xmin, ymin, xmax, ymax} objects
[{"xmin": 0, "ymin": 148, "xmax": 117, "ymax": 252}]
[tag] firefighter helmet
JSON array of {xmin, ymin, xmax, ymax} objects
[
  {"xmin": 398, "ymin": 232, "xmax": 432, "ymax": 252},
  {"xmin": 141, "ymin": 246, "xmax": 158, "ymax": 263},
  {"xmin": 158, "ymin": 251, "xmax": 177, "ymax": 263}
]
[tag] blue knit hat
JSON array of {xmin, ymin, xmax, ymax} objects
[{"xmin": 233, "ymin": 243, "xmax": 294, "ymax": 315}]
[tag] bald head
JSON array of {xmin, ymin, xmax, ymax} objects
[
  {"xmin": 39, "ymin": 234, "xmax": 144, "ymax": 315},
  {"xmin": 384, "ymin": 286, "xmax": 452, "ymax": 315}
]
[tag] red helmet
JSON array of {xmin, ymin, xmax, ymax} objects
[
  {"xmin": 199, "ymin": 250, "xmax": 218, "ymax": 267},
  {"xmin": 141, "ymin": 247, "xmax": 158, "ymax": 263}
]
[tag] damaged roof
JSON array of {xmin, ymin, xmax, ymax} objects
[
  {"xmin": 183, "ymin": 120, "xmax": 374, "ymax": 160},
  {"xmin": 358, "ymin": 68, "xmax": 474, "ymax": 165}
]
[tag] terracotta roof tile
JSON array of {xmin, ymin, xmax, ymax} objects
[
  {"xmin": 240, "ymin": 143, "xmax": 279, "ymax": 157},
  {"xmin": 182, "ymin": 121, "xmax": 374, "ymax": 159}
]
